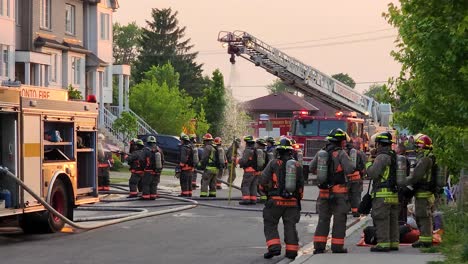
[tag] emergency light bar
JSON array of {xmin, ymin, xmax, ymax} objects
[
  {"xmin": 293, "ymin": 110, "xmax": 309, "ymax": 116},
  {"xmin": 335, "ymin": 111, "xmax": 357, "ymax": 118}
]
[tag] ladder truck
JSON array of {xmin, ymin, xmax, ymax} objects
[{"xmin": 218, "ymin": 31, "xmax": 393, "ymax": 183}]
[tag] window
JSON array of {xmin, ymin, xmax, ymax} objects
[
  {"xmin": 0, "ymin": 0, "xmax": 3, "ymax": 16},
  {"xmin": 15, "ymin": 0, "xmax": 19, "ymax": 24},
  {"xmin": 0, "ymin": 45, "xmax": 9, "ymax": 78},
  {"xmin": 103, "ymin": 67, "xmax": 109, "ymax": 87},
  {"xmin": 40, "ymin": 0, "xmax": 51, "ymax": 29},
  {"xmin": 65, "ymin": 4, "xmax": 75, "ymax": 35},
  {"xmin": 318, "ymin": 120, "xmax": 347, "ymax": 136},
  {"xmin": 100, "ymin": 13, "xmax": 110, "ymax": 40},
  {"xmin": 49, "ymin": 53, "xmax": 57, "ymax": 83},
  {"xmin": 72, "ymin": 57, "xmax": 81, "ymax": 85},
  {"xmin": 276, "ymin": 112, "xmax": 293, "ymax": 118},
  {"xmin": 6, "ymin": 0, "xmax": 9, "ymax": 16}
]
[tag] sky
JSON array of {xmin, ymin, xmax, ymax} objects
[{"xmin": 114, "ymin": 0, "xmax": 401, "ymax": 102}]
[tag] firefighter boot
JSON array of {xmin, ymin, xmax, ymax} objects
[
  {"xmin": 412, "ymin": 241, "xmax": 432, "ymax": 248},
  {"xmin": 313, "ymin": 249, "xmax": 325, "ymax": 254},
  {"xmin": 285, "ymin": 251, "xmax": 297, "ymax": 260},
  {"xmin": 370, "ymin": 246, "xmax": 390, "ymax": 252},
  {"xmin": 332, "ymin": 248, "xmax": 348, "ymax": 253},
  {"xmin": 239, "ymin": 200, "xmax": 251, "ymax": 205},
  {"xmin": 263, "ymin": 249, "xmax": 281, "ymax": 259}
]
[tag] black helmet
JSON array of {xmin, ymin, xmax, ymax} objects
[
  {"xmin": 375, "ymin": 132, "xmax": 393, "ymax": 145},
  {"xmin": 256, "ymin": 138, "xmax": 267, "ymax": 146},
  {"xmin": 277, "ymin": 138, "xmax": 293, "ymax": 150},
  {"xmin": 243, "ymin": 135, "xmax": 255, "ymax": 143},
  {"xmin": 265, "ymin": 136, "xmax": 275, "ymax": 145},
  {"xmin": 326, "ymin": 128, "xmax": 347, "ymax": 142}
]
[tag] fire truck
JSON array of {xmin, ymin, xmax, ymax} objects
[
  {"xmin": 0, "ymin": 84, "xmax": 99, "ymax": 233},
  {"xmin": 218, "ymin": 31, "xmax": 393, "ymax": 182}
]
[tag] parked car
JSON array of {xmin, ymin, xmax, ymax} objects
[{"xmin": 138, "ymin": 134, "xmax": 180, "ymax": 164}]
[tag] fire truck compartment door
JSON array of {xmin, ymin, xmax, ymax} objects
[{"xmin": 22, "ymin": 114, "xmax": 42, "ymax": 206}]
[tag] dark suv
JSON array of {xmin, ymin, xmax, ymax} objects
[{"xmin": 138, "ymin": 134, "xmax": 180, "ymax": 164}]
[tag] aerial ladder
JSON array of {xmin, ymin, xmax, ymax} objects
[{"xmin": 217, "ymin": 31, "xmax": 393, "ymax": 128}]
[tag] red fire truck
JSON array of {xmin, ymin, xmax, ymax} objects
[{"xmin": 290, "ymin": 110, "xmax": 367, "ymax": 182}]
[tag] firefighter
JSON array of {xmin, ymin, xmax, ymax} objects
[
  {"xmin": 265, "ymin": 136, "xmax": 276, "ymax": 162},
  {"xmin": 126, "ymin": 139, "xmax": 146, "ymax": 198},
  {"xmin": 97, "ymin": 134, "xmax": 113, "ymax": 191},
  {"xmin": 179, "ymin": 134, "xmax": 194, "ymax": 197},
  {"xmin": 142, "ymin": 136, "xmax": 165, "ymax": 200},
  {"xmin": 239, "ymin": 135, "xmax": 258, "ymax": 205},
  {"xmin": 260, "ymin": 138, "xmax": 304, "ymax": 260},
  {"xmin": 310, "ymin": 128, "xmax": 355, "ymax": 254},
  {"xmin": 256, "ymin": 138, "xmax": 269, "ymax": 203},
  {"xmin": 346, "ymin": 140, "xmax": 366, "ymax": 217},
  {"xmin": 404, "ymin": 134, "xmax": 436, "ymax": 248},
  {"xmin": 189, "ymin": 134, "xmax": 200, "ymax": 189},
  {"xmin": 198, "ymin": 133, "xmax": 219, "ymax": 197},
  {"xmin": 215, "ymin": 137, "xmax": 227, "ymax": 190},
  {"xmin": 225, "ymin": 138, "xmax": 241, "ymax": 185},
  {"xmin": 366, "ymin": 131, "xmax": 399, "ymax": 252}
]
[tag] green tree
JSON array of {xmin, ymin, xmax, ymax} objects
[
  {"xmin": 332, "ymin": 73, "xmax": 356, "ymax": 88},
  {"xmin": 67, "ymin": 85, "xmax": 83, "ymax": 100},
  {"xmin": 134, "ymin": 8, "xmax": 206, "ymax": 97},
  {"xmin": 113, "ymin": 111, "xmax": 138, "ymax": 144},
  {"xmin": 129, "ymin": 63, "xmax": 195, "ymax": 135},
  {"xmin": 384, "ymin": 0, "xmax": 468, "ymax": 170},
  {"xmin": 363, "ymin": 84, "xmax": 392, "ymax": 103},
  {"xmin": 266, "ymin": 79, "xmax": 295, "ymax": 94},
  {"xmin": 113, "ymin": 22, "xmax": 142, "ymax": 65},
  {"xmin": 195, "ymin": 105, "xmax": 210, "ymax": 137},
  {"xmin": 197, "ymin": 69, "xmax": 226, "ymax": 136}
]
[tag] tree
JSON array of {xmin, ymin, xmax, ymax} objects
[
  {"xmin": 222, "ymin": 87, "xmax": 253, "ymax": 142},
  {"xmin": 384, "ymin": 0, "xmax": 468, "ymax": 170},
  {"xmin": 113, "ymin": 22, "xmax": 142, "ymax": 65},
  {"xmin": 129, "ymin": 63, "xmax": 196, "ymax": 135},
  {"xmin": 197, "ymin": 69, "xmax": 226, "ymax": 136},
  {"xmin": 134, "ymin": 8, "xmax": 206, "ymax": 97},
  {"xmin": 332, "ymin": 73, "xmax": 356, "ymax": 88},
  {"xmin": 194, "ymin": 105, "xmax": 210, "ymax": 137},
  {"xmin": 266, "ymin": 79, "xmax": 296, "ymax": 94},
  {"xmin": 363, "ymin": 84, "xmax": 392, "ymax": 103},
  {"xmin": 113, "ymin": 111, "xmax": 138, "ymax": 145}
]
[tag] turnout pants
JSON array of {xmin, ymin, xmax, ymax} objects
[
  {"xmin": 348, "ymin": 180, "xmax": 363, "ymax": 214},
  {"xmin": 200, "ymin": 168, "xmax": 218, "ymax": 197},
  {"xmin": 216, "ymin": 168, "xmax": 224, "ymax": 189},
  {"xmin": 314, "ymin": 188, "xmax": 349, "ymax": 251},
  {"xmin": 371, "ymin": 197, "xmax": 399, "ymax": 249},
  {"xmin": 263, "ymin": 200, "xmax": 300, "ymax": 256},
  {"xmin": 129, "ymin": 171, "xmax": 143, "ymax": 197},
  {"xmin": 180, "ymin": 170, "xmax": 193, "ymax": 197},
  {"xmin": 241, "ymin": 171, "xmax": 258, "ymax": 203},
  {"xmin": 142, "ymin": 171, "xmax": 161, "ymax": 199},
  {"xmin": 98, "ymin": 166, "xmax": 110, "ymax": 189},
  {"xmin": 415, "ymin": 196, "xmax": 434, "ymax": 244},
  {"xmin": 192, "ymin": 169, "xmax": 198, "ymax": 187}
]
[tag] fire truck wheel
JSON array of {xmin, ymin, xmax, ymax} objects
[{"xmin": 20, "ymin": 180, "xmax": 71, "ymax": 233}]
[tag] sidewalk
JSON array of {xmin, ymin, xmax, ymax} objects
[{"xmin": 290, "ymin": 216, "xmax": 444, "ymax": 264}]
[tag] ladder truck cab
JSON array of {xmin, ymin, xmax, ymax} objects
[
  {"xmin": 218, "ymin": 31, "xmax": 394, "ymax": 184},
  {"xmin": 290, "ymin": 110, "xmax": 367, "ymax": 183},
  {"xmin": 0, "ymin": 84, "xmax": 99, "ymax": 233}
]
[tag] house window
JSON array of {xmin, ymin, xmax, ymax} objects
[
  {"xmin": 15, "ymin": 0, "xmax": 19, "ymax": 24},
  {"xmin": 72, "ymin": 57, "xmax": 81, "ymax": 85},
  {"xmin": 65, "ymin": 4, "xmax": 75, "ymax": 35},
  {"xmin": 0, "ymin": 0, "xmax": 3, "ymax": 16},
  {"xmin": 100, "ymin": 13, "xmax": 110, "ymax": 40},
  {"xmin": 40, "ymin": 0, "xmax": 51, "ymax": 29},
  {"xmin": 0, "ymin": 45, "xmax": 9, "ymax": 78},
  {"xmin": 276, "ymin": 112, "xmax": 293, "ymax": 118},
  {"xmin": 49, "ymin": 53, "xmax": 57, "ymax": 83},
  {"xmin": 6, "ymin": 0, "xmax": 9, "ymax": 17}
]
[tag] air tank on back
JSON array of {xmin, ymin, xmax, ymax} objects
[{"xmin": 316, "ymin": 149, "xmax": 329, "ymax": 185}]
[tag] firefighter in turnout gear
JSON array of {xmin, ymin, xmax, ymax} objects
[
  {"xmin": 265, "ymin": 136, "xmax": 276, "ymax": 162},
  {"xmin": 126, "ymin": 139, "xmax": 146, "ymax": 197},
  {"xmin": 239, "ymin": 135, "xmax": 259, "ymax": 205},
  {"xmin": 404, "ymin": 134, "xmax": 437, "ymax": 248},
  {"xmin": 215, "ymin": 137, "xmax": 227, "ymax": 190},
  {"xmin": 310, "ymin": 128, "xmax": 355, "ymax": 254},
  {"xmin": 256, "ymin": 138, "xmax": 269, "ymax": 203},
  {"xmin": 142, "ymin": 136, "xmax": 165, "ymax": 200},
  {"xmin": 260, "ymin": 138, "xmax": 304, "ymax": 260},
  {"xmin": 97, "ymin": 134, "xmax": 113, "ymax": 191},
  {"xmin": 225, "ymin": 138, "xmax": 241, "ymax": 185},
  {"xmin": 366, "ymin": 132, "xmax": 399, "ymax": 252},
  {"xmin": 346, "ymin": 140, "xmax": 366, "ymax": 217},
  {"xmin": 179, "ymin": 134, "xmax": 194, "ymax": 197},
  {"xmin": 189, "ymin": 134, "xmax": 200, "ymax": 189},
  {"xmin": 199, "ymin": 133, "xmax": 219, "ymax": 197}
]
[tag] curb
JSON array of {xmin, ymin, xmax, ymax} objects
[{"xmin": 285, "ymin": 215, "xmax": 372, "ymax": 264}]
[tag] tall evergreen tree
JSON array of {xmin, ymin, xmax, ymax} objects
[
  {"xmin": 135, "ymin": 8, "xmax": 206, "ymax": 97},
  {"xmin": 198, "ymin": 69, "xmax": 226, "ymax": 136}
]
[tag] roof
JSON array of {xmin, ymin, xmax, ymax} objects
[
  {"xmin": 86, "ymin": 52, "xmax": 109, "ymax": 67},
  {"xmin": 244, "ymin": 92, "xmax": 319, "ymax": 112}
]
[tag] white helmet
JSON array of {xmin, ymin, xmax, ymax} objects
[{"xmin": 98, "ymin": 133, "xmax": 105, "ymax": 140}]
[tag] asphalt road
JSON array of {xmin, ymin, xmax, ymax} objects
[{"xmin": 0, "ymin": 171, "xmax": 366, "ymax": 264}]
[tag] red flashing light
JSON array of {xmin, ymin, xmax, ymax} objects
[
  {"xmin": 335, "ymin": 111, "xmax": 343, "ymax": 117},
  {"xmin": 293, "ymin": 144, "xmax": 300, "ymax": 149},
  {"xmin": 294, "ymin": 110, "xmax": 309, "ymax": 116},
  {"xmin": 87, "ymin": 95, "xmax": 97, "ymax": 103}
]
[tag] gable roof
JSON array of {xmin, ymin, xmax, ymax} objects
[{"xmin": 244, "ymin": 92, "xmax": 319, "ymax": 112}]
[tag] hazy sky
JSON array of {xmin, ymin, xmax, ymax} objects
[{"xmin": 114, "ymin": 0, "xmax": 401, "ymax": 101}]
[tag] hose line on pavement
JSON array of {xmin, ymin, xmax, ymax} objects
[{"xmin": 0, "ymin": 167, "xmax": 198, "ymax": 231}]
